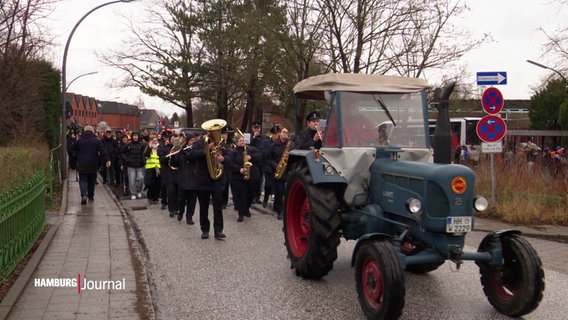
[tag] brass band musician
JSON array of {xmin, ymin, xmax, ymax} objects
[
  {"xmin": 227, "ymin": 132, "xmax": 262, "ymax": 222},
  {"xmin": 295, "ymin": 111, "xmax": 322, "ymax": 150},
  {"xmin": 266, "ymin": 127, "xmax": 292, "ymax": 220}
]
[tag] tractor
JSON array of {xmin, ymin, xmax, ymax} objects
[{"xmin": 282, "ymin": 73, "xmax": 544, "ymax": 319}]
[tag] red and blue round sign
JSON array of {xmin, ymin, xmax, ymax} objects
[
  {"xmin": 476, "ymin": 115, "xmax": 507, "ymax": 143},
  {"xmin": 481, "ymin": 87, "xmax": 504, "ymax": 114}
]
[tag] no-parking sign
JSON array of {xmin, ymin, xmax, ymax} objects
[
  {"xmin": 476, "ymin": 115, "xmax": 507, "ymax": 143},
  {"xmin": 481, "ymin": 87, "xmax": 504, "ymax": 114}
]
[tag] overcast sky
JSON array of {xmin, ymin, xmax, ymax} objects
[{"xmin": 45, "ymin": 0, "xmax": 566, "ymax": 116}]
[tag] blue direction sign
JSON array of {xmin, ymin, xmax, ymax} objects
[
  {"xmin": 476, "ymin": 115, "xmax": 507, "ymax": 143},
  {"xmin": 481, "ymin": 87, "xmax": 504, "ymax": 114},
  {"xmin": 477, "ymin": 72, "xmax": 507, "ymax": 85}
]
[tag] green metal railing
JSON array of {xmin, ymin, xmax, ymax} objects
[{"xmin": 0, "ymin": 172, "xmax": 46, "ymax": 279}]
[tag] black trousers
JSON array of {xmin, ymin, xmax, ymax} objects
[
  {"xmin": 263, "ymin": 173, "xmax": 275, "ymax": 203},
  {"xmin": 167, "ymin": 182, "xmax": 179, "ymax": 213},
  {"xmin": 231, "ymin": 178, "xmax": 260, "ymax": 217},
  {"xmin": 273, "ymin": 179, "xmax": 285, "ymax": 214},
  {"xmin": 196, "ymin": 190, "xmax": 223, "ymax": 233},
  {"xmin": 146, "ymin": 168, "xmax": 161, "ymax": 201},
  {"xmin": 178, "ymin": 189, "xmax": 197, "ymax": 220}
]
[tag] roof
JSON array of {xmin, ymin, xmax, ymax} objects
[{"xmin": 293, "ymin": 73, "xmax": 430, "ymax": 100}]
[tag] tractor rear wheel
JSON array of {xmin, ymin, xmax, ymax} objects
[
  {"xmin": 355, "ymin": 239, "xmax": 405, "ymax": 320},
  {"xmin": 283, "ymin": 164, "xmax": 341, "ymax": 279},
  {"xmin": 477, "ymin": 234, "xmax": 545, "ymax": 317}
]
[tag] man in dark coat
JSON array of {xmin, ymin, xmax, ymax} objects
[
  {"xmin": 185, "ymin": 135, "xmax": 227, "ymax": 240},
  {"xmin": 249, "ymin": 121, "xmax": 269, "ymax": 203},
  {"xmin": 69, "ymin": 125, "xmax": 111, "ymax": 205}
]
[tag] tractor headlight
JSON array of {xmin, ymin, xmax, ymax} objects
[
  {"xmin": 474, "ymin": 196, "xmax": 488, "ymax": 212},
  {"xmin": 406, "ymin": 198, "xmax": 422, "ymax": 214}
]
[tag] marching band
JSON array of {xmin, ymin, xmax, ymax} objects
[{"xmin": 109, "ymin": 111, "xmax": 321, "ymax": 240}]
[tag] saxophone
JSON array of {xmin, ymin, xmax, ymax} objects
[
  {"xmin": 236, "ymin": 128, "xmax": 252, "ymax": 180},
  {"xmin": 274, "ymin": 140, "xmax": 292, "ymax": 180},
  {"xmin": 242, "ymin": 145, "xmax": 253, "ymax": 180}
]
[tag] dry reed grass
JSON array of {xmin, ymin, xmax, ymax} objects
[
  {"xmin": 474, "ymin": 158, "xmax": 568, "ymax": 226},
  {"xmin": 0, "ymin": 145, "xmax": 49, "ymax": 193}
]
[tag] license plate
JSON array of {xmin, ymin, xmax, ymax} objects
[{"xmin": 446, "ymin": 216, "xmax": 472, "ymax": 233}]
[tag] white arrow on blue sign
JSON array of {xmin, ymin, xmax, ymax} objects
[{"xmin": 476, "ymin": 72, "xmax": 507, "ymax": 85}]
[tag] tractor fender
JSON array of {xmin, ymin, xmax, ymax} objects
[
  {"xmin": 479, "ymin": 229, "xmax": 522, "ymax": 249},
  {"xmin": 287, "ymin": 149, "xmax": 347, "ymax": 185},
  {"xmin": 477, "ymin": 229, "xmax": 522, "ymax": 267},
  {"xmin": 351, "ymin": 233, "xmax": 395, "ymax": 267}
]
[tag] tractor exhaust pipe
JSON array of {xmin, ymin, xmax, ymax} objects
[{"xmin": 433, "ymin": 82, "xmax": 455, "ymax": 164}]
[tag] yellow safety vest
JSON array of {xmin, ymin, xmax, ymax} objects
[{"xmin": 145, "ymin": 151, "xmax": 160, "ymax": 169}]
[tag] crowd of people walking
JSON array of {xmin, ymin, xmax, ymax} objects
[{"xmin": 66, "ymin": 111, "xmax": 322, "ymax": 240}]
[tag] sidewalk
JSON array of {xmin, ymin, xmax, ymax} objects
[{"xmin": 0, "ymin": 173, "xmax": 153, "ymax": 320}]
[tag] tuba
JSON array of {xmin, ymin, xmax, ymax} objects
[
  {"xmin": 235, "ymin": 128, "xmax": 252, "ymax": 180},
  {"xmin": 201, "ymin": 119, "xmax": 227, "ymax": 180}
]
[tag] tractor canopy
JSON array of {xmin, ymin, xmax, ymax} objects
[{"xmin": 293, "ymin": 73, "xmax": 431, "ymax": 150}]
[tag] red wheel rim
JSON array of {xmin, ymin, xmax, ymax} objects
[
  {"xmin": 489, "ymin": 266, "xmax": 520, "ymax": 300},
  {"xmin": 286, "ymin": 180, "xmax": 311, "ymax": 258},
  {"xmin": 362, "ymin": 256, "xmax": 383, "ymax": 308}
]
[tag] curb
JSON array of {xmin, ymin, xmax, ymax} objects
[
  {"xmin": 103, "ymin": 183, "xmax": 156, "ymax": 320},
  {"xmin": 0, "ymin": 179, "xmax": 67, "ymax": 320}
]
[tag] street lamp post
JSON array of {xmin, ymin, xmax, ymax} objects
[
  {"xmin": 526, "ymin": 59, "xmax": 568, "ymax": 83},
  {"xmin": 66, "ymin": 71, "xmax": 99, "ymax": 92},
  {"xmin": 60, "ymin": 0, "xmax": 134, "ymax": 180}
]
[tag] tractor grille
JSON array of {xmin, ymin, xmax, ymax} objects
[
  {"xmin": 426, "ymin": 181, "xmax": 449, "ymax": 218},
  {"xmin": 383, "ymin": 174, "xmax": 424, "ymax": 194}
]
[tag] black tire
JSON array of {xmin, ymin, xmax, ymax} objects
[
  {"xmin": 477, "ymin": 234, "xmax": 545, "ymax": 317},
  {"xmin": 355, "ymin": 240, "xmax": 405, "ymax": 320},
  {"xmin": 283, "ymin": 164, "xmax": 341, "ymax": 279}
]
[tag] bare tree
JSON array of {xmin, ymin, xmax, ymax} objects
[
  {"xmin": 102, "ymin": 0, "xmax": 204, "ymax": 127},
  {"xmin": 315, "ymin": 0, "xmax": 487, "ymax": 77}
]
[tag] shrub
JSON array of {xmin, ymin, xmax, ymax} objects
[
  {"xmin": 474, "ymin": 158, "xmax": 568, "ymax": 226},
  {"xmin": 0, "ymin": 146, "xmax": 48, "ymax": 193}
]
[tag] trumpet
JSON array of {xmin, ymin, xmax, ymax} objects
[
  {"xmin": 315, "ymin": 125, "xmax": 323, "ymax": 141},
  {"xmin": 166, "ymin": 135, "xmax": 186, "ymax": 170}
]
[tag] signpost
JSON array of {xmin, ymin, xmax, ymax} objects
[
  {"xmin": 476, "ymin": 79, "xmax": 508, "ymax": 207},
  {"xmin": 476, "ymin": 72, "xmax": 507, "ymax": 85}
]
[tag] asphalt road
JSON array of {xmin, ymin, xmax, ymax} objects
[{"xmin": 122, "ymin": 198, "xmax": 568, "ymax": 320}]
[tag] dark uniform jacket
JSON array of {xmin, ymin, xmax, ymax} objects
[
  {"xmin": 184, "ymin": 138, "xmax": 227, "ymax": 192},
  {"xmin": 295, "ymin": 127, "xmax": 322, "ymax": 150},
  {"xmin": 157, "ymin": 143, "xmax": 175, "ymax": 185},
  {"xmin": 69, "ymin": 131, "xmax": 109, "ymax": 174},
  {"xmin": 266, "ymin": 138, "xmax": 291, "ymax": 175},
  {"xmin": 227, "ymin": 145, "xmax": 263, "ymax": 181},
  {"xmin": 171, "ymin": 145, "xmax": 197, "ymax": 191}
]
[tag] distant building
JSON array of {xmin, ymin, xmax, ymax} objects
[
  {"xmin": 64, "ymin": 93, "xmax": 141, "ymax": 131},
  {"xmin": 97, "ymin": 100, "xmax": 141, "ymax": 130}
]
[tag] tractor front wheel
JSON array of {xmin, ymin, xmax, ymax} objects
[
  {"xmin": 283, "ymin": 164, "xmax": 341, "ymax": 279},
  {"xmin": 477, "ymin": 234, "xmax": 545, "ymax": 317},
  {"xmin": 355, "ymin": 239, "xmax": 405, "ymax": 320}
]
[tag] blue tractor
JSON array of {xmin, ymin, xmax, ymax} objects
[{"xmin": 282, "ymin": 73, "xmax": 544, "ymax": 319}]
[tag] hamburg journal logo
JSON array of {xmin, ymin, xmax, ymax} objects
[{"xmin": 34, "ymin": 274, "xmax": 126, "ymax": 294}]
